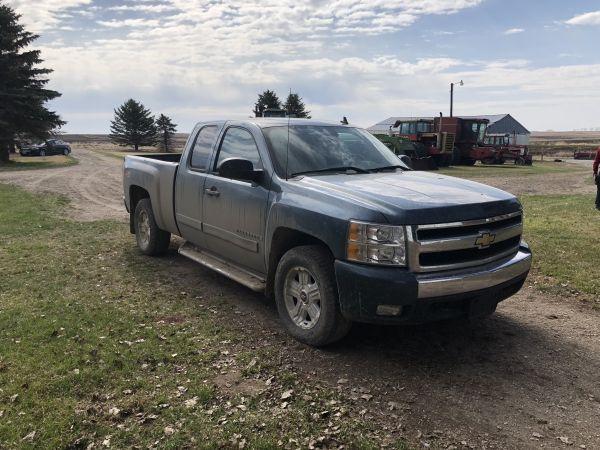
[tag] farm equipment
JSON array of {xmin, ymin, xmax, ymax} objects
[
  {"xmin": 436, "ymin": 116, "xmax": 497, "ymax": 166},
  {"xmin": 573, "ymin": 150, "xmax": 597, "ymax": 160},
  {"xmin": 483, "ymin": 134, "xmax": 533, "ymax": 165},
  {"xmin": 373, "ymin": 117, "xmax": 454, "ymax": 170},
  {"xmin": 374, "ymin": 115, "xmax": 499, "ymax": 169}
]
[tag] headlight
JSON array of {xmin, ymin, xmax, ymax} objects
[{"xmin": 346, "ymin": 220, "xmax": 406, "ymax": 266}]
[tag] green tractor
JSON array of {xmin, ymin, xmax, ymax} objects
[{"xmin": 374, "ymin": 133, "xmax": 438, "ymax": 170}]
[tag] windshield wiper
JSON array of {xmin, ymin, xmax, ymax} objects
[
  {"xmin": 291, "ymin": 166, "xmax": 369, "ymax": 177},
  {"xmin": 368, "ymin": 165, "xmax": 407, "ymax": 173}
]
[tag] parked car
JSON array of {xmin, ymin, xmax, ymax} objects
[
  {"xmin": 19, "ymin": 139, "xmax": 71, "ymax": 156},
  {"xmin": 123, "ymin": 119, "xmax": 532, "ymax": 346}
]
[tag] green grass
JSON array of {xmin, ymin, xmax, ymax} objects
[
  {"xmin": 438, "ymin": 160, "xmax": 583, "ymax": 178},
  {"xmin": 521, "ymin": 194, "xmax": 600, "ymax": 301},
  {"xmin": 0, "ymin": 184, "xmax": 405, "ymax": 449},
  {"xmin": 0, "ymin": 154, "xmax": 78, "ymax": 171}
]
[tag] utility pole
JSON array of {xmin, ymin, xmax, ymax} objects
[{"xmin": 450, "ymin": 80, "xmax": 463, "ymax": 117}]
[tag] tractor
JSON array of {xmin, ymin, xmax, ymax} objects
[
  {"xmin": 373, "ymin": 117, "xmax": 454, "ymax": 170},
  {"xmin": 483, "ymin": 134, "xmax": 533, "ymax": 165}
]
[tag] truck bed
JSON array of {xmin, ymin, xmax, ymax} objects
[
  {"xmin": 133, "ymin": 153, "xmax": 182, "ymax": 163},
  {"xmin": 123, "ymin": 154, "xmax": 181, "ymax": 235}
]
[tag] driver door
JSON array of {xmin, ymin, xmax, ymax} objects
[{"xmin": 201, "ymin": 126, "xmax": 270, "ymax": 274}]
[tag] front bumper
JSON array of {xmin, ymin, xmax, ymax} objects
[{"xmin": 334, "ymin": 247, "xmax": 531, "ymax": 324}]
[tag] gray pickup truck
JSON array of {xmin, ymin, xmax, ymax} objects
[{"xmin": 123, "ymin": 119, "xmax": 531, "ymax": 346}]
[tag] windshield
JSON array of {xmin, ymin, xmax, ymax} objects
[{"xmin": 262, "ymin": 125, "xmax": 406, "ymax": 177}]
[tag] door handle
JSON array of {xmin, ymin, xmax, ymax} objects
[{"xmin": 205, "ymin": 187, "xmax": 220, "ymax": 197}]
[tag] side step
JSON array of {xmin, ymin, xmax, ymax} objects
[{"xmin": 178, "ymin": 242, "xmax": 266, "ymax": 292}]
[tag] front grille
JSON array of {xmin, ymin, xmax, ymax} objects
[{"xmin": 407, "ymin": 211, "xmax": 523, "ymax": 273}]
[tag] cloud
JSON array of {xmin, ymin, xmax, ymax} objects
[
  {"xmin": 13, "ymin": 0, "xmax": 600, "ymax": 132},
  {"xmin": 7, "ymin": 0, "xmax": 92, "ymax": 32},
  {"xmin": 503, "ymin": 28, "xmax": 524, "ymax": 35},
  {"xmin": 107, "ymin": 4, "xmax": 177, "ymax": 13},
  {"xmin": 565, "ymin": 11, "xmax": 600, "ymax": 25},
  {"xmin": 97, "ymin": 19, "xmax": 161, "ymax": 28}
]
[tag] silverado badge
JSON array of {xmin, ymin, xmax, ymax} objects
[{"xmin": 475, "ymin": 232, "xmax": 496, "ymax": 249}]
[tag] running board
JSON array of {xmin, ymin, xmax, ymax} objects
[{"xmin": 178, "ymin": 242, "xmax": 266, "ymax": 292}]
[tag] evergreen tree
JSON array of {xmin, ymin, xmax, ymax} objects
[
  {"xmin": 0, "ymin": 3, "xmax": 64, "ymax": 163},
  {"xmin": 284, "ymin": 93, "xmax": 311, "ymax": 118},
  {"xmin": 253, "ymin": 90, "xmax": 281, "ymax": 117},
  {"xmin": 109, "ymin": 99, "xmax": 157, "ymax": 151},
  {"xmin": 155, "ymin": 113, "xmax": 177, "ymax": 152}
]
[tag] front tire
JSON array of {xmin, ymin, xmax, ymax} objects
[
  {"xmin": 274, "ymin": 245, "xmax": 351, "ymax": 346},
  {"xmin": 134, "ymin": 198, "xmax": 171, "ymax": 256}
]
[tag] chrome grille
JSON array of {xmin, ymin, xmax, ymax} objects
[{"xmin": 407, "ymin": 211, "xmax": 523, "ymax": 273}]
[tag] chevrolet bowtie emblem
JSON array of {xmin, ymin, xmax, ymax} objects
[{"xmin": 475, "ymin": 232, "xmax": 496, "ymax": 249}]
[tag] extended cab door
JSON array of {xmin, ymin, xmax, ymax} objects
[
  {"xmin": 201, "ymin": 124, "xmax": 271, "ymax": 274},
  {"xmin": 174, "ymin": 122, "xmax": 223, "ymax": 247}
]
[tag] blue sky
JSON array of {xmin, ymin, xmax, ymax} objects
[{"xmin": 8, "ymin": 0, "xmax": 600, "ymax": 133}]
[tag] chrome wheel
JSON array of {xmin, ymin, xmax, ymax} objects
[
  {"xmin": 284, "ymin": 266, "xmax": 321, "ymax": 330},
  {"xmin": 138, "ymin": 210, "xmax": 151, "ymax": 247}
]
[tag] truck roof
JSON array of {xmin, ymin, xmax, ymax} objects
[{"xmin": 196, "ymin": 118, "xmax": 349, "ymax": 129}]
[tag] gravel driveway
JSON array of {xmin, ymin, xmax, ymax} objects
[{"xmin": 0, "ymin": 147, "xmax": 127, "ymax": 222}]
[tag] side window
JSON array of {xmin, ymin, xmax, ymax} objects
[
  {"xmin": 190, "ymin": 125, "xmax": 218, "ymax": 170},
  {"xmin": 215, "ymin": 127, "xmax": 262, "ymax": 170}
]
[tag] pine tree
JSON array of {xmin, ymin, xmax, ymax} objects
[
  {"xmin": 155, "ymin": 114, "xmax": 177, "ymax": 152},
  {"xmin": 253, "ymin": 90, "xmax": 281, "ymax": 117},
  {"xmin": 284, "ymin": 93, "xmax": 311, "ymax": 118},
  {"xmin": 0, "ymin": 4, "xmax": 64, "ymax": 163},
  {"xmin": 109, "ymin": 99, "xmax": 157, "ymax": 151}
]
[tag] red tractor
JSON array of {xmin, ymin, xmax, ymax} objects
[
  {"xmin": 435, "ymin": 116, "xmax": 498, "ymax": 166},
  {"xmin": 483, "ymin": 134, "xmax": 533, "ymax": 165},
  {"xmin": 386, "ymin": 117, "xmax": 454, "ymax": 168}
]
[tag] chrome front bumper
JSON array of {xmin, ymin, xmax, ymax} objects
[{"xmin": 416, "ymin": 248, "xmax": 531, "ymax": 299}]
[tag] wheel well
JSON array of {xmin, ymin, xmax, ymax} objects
[
  {"xmin": 129, "ymin": 185, "xmax": 150, "ymax": 233},
  {"xmin": 265, "ymin": 228, "xmax": 333, "ymax": 300}
]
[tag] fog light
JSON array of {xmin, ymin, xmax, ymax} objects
[{"xmin": 376, "ymin": 305, "xmax": 403, "ymax": 316}]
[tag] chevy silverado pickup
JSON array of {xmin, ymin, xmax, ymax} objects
[{"xmin": 123, "ymin": 119, "xmax": 532, "ymax": 346}]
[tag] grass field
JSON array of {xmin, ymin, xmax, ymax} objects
[
  {"xmin": 0, "ymin": 184, "xmax": 402, "ymax": 449},
  {"xmin": 0, "ymin": 154, "xmax": 78, "ymax": 172},
  {"xmin": 438, "ymin": 160, "xmax": 583, "ymax": 178},
  {"xmin": 521, "ymin": 194, "xmax": 600, "ymax": 302}
]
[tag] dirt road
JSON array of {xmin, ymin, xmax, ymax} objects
[
  {"xmin": 0, "ymin": 148, "xmax": 127, "ymax": 222},
  {"xmin": 1, "ymin": 147, "xmax": 599, "ymax": 448}
]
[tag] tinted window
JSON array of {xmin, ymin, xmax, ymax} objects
[
  {"xmin": 262, "ymin": 125, "xmax": 404, "ymax": 177},
  {"xmin": 190, "ymin": 125, "xmax": 218, "ymax": 170},
  {"xmin": 215, "ymin": 127, "xmax": 261, "ymax": 169}
]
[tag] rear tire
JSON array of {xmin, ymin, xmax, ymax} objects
[
  {"xmin": 134, "ymin": 198, "xmax": 171, "ymax": 256},
  {"xmin": 274, "ymin": 245, "xmax": 351, "ymax": 346}
]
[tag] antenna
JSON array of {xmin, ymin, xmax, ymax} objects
[{"xmin": 285, "ymin": 88, "xmax": 291, "ymax": 180}]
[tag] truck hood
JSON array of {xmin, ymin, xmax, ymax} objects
[{"xmin": 295, "ymin": 170, "xmax": 520, "ymax": 224}]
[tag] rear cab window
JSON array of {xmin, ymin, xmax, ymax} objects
[{"xmin": 189, "ymin": 125, "xmax": 219, "ymax": 171}]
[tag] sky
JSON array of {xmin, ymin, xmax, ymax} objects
[{"xmin": 7, "ymin": 0, "xmax": 600, "ymax": 133}]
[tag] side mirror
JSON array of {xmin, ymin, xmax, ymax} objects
[{"xmin": 218, "ymin": 157, "xmax": 262, "ymax": 182}]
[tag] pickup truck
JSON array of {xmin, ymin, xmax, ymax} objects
[{"xmin": 123, "ymin": 119, "xmax": 531, "ymax": 346}]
